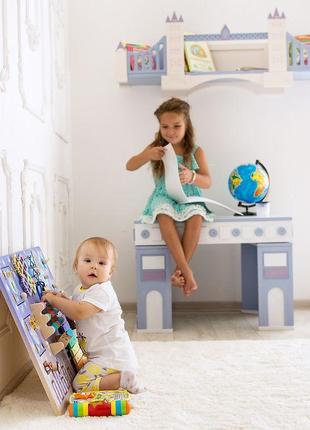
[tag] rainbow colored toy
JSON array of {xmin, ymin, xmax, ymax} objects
[{"xmin": 68, "ymin": 390, "xmax": 131, "ymax": 417}]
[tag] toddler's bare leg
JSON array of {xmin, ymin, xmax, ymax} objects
[
  {"xmin": 120, "ymin": 370, "xmax": 145, "ymax": 394},
  {"xmin": 99, "ymin": 373, "xmax": 121, "ymax": 390}
]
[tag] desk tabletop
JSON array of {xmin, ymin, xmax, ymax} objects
[{"xmin": 134, "ymin": 216, "xmax": 293, "ymax": 245}]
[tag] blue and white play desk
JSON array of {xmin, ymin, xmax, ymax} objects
[{"xmin": 134, "ymin": 216, "xmax": 293, "ymax": 332}]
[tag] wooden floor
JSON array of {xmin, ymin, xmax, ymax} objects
[{"xmin": 123, "ymin": 308, "xmax": 310, "ymax": 341}]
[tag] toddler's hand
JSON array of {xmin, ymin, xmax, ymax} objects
[
  {"xmin": 179, "ymin": 163, "xmax": 193, "ymax": 184},
  {"xmin": 56, "ymin": 290, "xmax": 69, "ymax": 299},
  {"xmin": 42, "ymin": 291, "xmax": 54, "ymax": 304},
  {"xmin": 148, "ymin": 146, "xmax": 166, "ymax": 161},
  {"xmin": 43, "ymin": 288, "xmax": 68, "ymax": 299}
]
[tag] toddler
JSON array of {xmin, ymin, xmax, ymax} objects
[{"xmin": 43, "ymin": 236, "xmax": 143, "ymax": 393}]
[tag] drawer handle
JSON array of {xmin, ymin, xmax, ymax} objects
[
  {"xmin": 232, "ymin": 228, "xmax": 241, "ymax": 237},
  {"xmin": 141, "ymin": 229, "xmax": 150, "ymax": 239},
  {"xmin": 209, "ymin": 228, "xmax": 218, "ymax": 238},
  {"xmin": 277, "ymin": 226, "xmax": 287, "ymax": 236},
  {"xmin": 254, "ymin": 227, "xmax": 264, "ymax": 237}
]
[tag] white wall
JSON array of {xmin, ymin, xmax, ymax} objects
[
  {"xmin": 0, "ymin": 0, "xmax": 72, "ymax": 396},
  {"xmin": 69, "ymin": 0, "xmax": 310, "ymax": 303}
]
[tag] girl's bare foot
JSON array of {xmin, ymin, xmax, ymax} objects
[
  {"xmin": 183, "ymin": 271, "xmax": 198, "ymax": 296},
  {"xmin": 171, "ymin": 269, "xmax": 185, "ymax": 288}
]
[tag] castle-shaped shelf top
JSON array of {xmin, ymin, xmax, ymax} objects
[{"xmin": 116, "ymin": 9, "xmax": 310, "ymax": 92}]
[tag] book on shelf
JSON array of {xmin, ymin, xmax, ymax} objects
[
  {"xmin": 295, "ymin": 35, "xmax": 310, "ymax": 66},
  {"xmin": 295, "ymin": 34, "xmax": 310, "ymax": 44},
  {"xmin": 184, "ymin": 53, "xmax": 190, "ymax": 72},
  {"xmin": 184, "ymin": 40, "xmax": 215, "ymax": 72},
  {"xmin": 288, "ymin": 35, "xmax": 310, "ymax": 67},
  {"xmin": 120, "ymin": 41, "xmax": 156, "ymax": 71}
]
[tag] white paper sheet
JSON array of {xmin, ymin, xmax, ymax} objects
[{"xmin": 162, "ymin": 143, "xmax": 243, "ymax": 216}]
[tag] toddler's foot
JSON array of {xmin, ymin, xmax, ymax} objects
[
  {"xmin": 171, "ymin": 269, "xmax": 185, "ymax": 288},
  {"xmin": 120, "ymin": 370, "xmax": 145, "ymax": 394}
]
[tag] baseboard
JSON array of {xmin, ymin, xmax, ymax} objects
[
  {"xmin": 122, "ymin": 300, "xmax": 310, "ymax": 313},
  {"xmin": 294, "ymin": 300, "xmax": 310, "ymax": 309},
  {"xmin": 122, "ymin": 303, "xmax": 137, "ymax": 312},
  {"xmin": 122, "ymin": 301, "xmax": 241, "ymax": 312},
  {"xmin": 0, "ymin": 360, "xmax": 33, "ymax": 401},
  {"xmin": 172, "ymin": 301, "xmax": 241, "ymax": 312}
]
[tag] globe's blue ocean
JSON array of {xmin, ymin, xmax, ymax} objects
[{"xmin": 228, "ymin": 162, "xmax": 269, "ymax": 204}]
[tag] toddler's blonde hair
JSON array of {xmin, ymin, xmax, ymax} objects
[{"xmin": 72, "ymin": 237, "xmax": 118, "ymax": 274}]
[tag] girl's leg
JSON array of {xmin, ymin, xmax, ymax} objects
[
  {"xmin": 171, "ymin": 215, "xmax": 203, "ymax": 294},
  {"xmin": 170, "ymin": 268, "xmax": 185, "ymax": 288},
  {"xmin": 157, "ymin": 214, "xmax": 198, "ymax": 295},
  {"xmin": 180, "ymin": 215, "xmax": 203, "ymax": 295}
]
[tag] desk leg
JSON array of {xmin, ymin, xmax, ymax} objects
[
  {"xmin": 241, "ymin": 244, "xmax": 259, "ymax": 313},
  {"xmin": 135, "ymin": 245, "xmax": 173, "ymax": 331},
  {"xmin": 256, "ymin": 243, "xmax": 294, "ymax": 329}
]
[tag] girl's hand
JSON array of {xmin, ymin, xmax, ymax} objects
[
  {"xmin": 179, "ymin": 163, "xmax": 194, "ymax": 184},
  {"xmin": 148, "ymin": 146, "xmax": 166, "ymax": 161}
]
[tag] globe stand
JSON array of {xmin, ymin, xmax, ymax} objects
[{"xmin": 234, "ymin": 202, "xmax": 256, "ymax": 216}]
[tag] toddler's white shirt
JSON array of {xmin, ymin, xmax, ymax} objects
[{"xmin": 72, "ymin": 281, "xmax": 138, "ymax": 371}]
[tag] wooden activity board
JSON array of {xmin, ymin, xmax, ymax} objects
[{"xmin": 0, "ymin": 247, "xmax": 76, "ymax": 415}]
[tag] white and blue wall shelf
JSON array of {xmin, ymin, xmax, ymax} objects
[{"xmin": 116, "ymin": 9, "xmax": 310, "ymax": 93}]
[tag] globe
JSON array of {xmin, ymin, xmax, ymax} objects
[{"xmin": 228, "ymin": 160, "xmax": 270, "ymax": 206}]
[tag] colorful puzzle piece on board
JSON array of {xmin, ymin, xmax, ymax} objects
[{"xmin": 27, "ymin": 293, "xmax": 88, "ymax": 369}]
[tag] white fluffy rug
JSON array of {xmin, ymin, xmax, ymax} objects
[{"xmin": 1, "ymin": 340, "xmax": 310, "ymax": 430}]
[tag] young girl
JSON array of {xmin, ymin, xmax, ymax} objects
[
  {"xmin": 42, "ymin": 237, "xmax": 143, "ymax": 394},
  {"xmin": 126, "ymin": 97, "xmax": 214, "ymax": 296}
]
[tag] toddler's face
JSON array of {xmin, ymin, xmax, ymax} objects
[
  {"xmin": 159, "ymin": 112, "xmax": 186, "ymax": 146},
  {"xmin": 75, "ymin": 242, "xmax": 113, "ymax": 288}
]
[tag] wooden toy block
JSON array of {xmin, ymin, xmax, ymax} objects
[
  {"xmin": 73, "ymin": 348, "xmax": 83, "ymax": 363},
  {"xmin": 61, "ymin": 320, "xmax": 71, "ymax": 332},
  {"xmin": 76, "ymin": 355, "xmax": 88, "ymax": 370},
  {"xmin": 68, "ymin": 335, "xmax": 78, "ymax": 348},
  {"xmin": 58, "ymin": 332, "xmax": 70, "ymax": 348},
  {"xmin": 50, "ymin": 341, "xmax": 65, "ymax": 356},
  {"xmin": 70, "ymin": 342, "xmax": 80, "ymax": 355}
]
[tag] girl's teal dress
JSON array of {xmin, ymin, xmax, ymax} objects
[{"xmin": 141, "ymin": 147, "xmax": 214, "ymax": 224}]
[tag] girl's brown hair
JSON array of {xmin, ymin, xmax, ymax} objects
[
  {"xmin": 151, "ymin": 97, "xmax": 195, "ymax": 178},
  {"xmin": 73, "ymin": 237, "xmax": 118, "ymax": 273}
]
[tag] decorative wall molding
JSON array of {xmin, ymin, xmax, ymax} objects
[
  {"xmin": 0, "ymin": 151, "xmax": 13, "ymax": 253},
  {"xmin": 21, "ymin": 160, "xmax": 48, "ymax": 255},
  {"xmin": 54, "ymin": 175, "xmax": 71, "ymax": 289},
  {"xmin": 17, "ymin": 0, "xmax": 46, "ymax": 121},
  {"xmin": 49, "ymin": 0, "xmax": 69, "ymax": 143},
  {"xmin": 0, "ymin": 0, "xmax": 9, "ymax": 92},
  {"xmin": 25, "ymin": 0, "xmax": 40, "ymax": 51}
]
